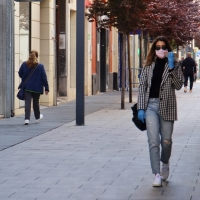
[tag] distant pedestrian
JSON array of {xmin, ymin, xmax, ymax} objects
[
  {"xmin": 18, "ymin": 50, "xmax": 49, "ymax": 125},
  {"xmin": 181, "ymin": 52, "xmax": 196, "ymax": 93},
  {"xmin": 137, "ymin": 36, "xmax": 183, "ymax": 187}
]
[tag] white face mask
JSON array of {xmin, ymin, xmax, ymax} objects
[{"xmin": 155, "ymin": 49, "xmax": 168, "ymax": 59}]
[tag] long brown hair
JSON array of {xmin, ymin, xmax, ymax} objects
[
  {"xmin": 145, "ymin": 36, "xmax": 172, "ymax": 66},
  {"xmin": 26, "ymin": 50, "xmax": 39, "ymax": 68}
]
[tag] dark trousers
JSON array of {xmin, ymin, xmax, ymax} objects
[
  {"xmin": 24, "ymin": 91, "xmax": 40, "ymax": 120},
  {"xmin": 184, "ymin": 74, "xmax": 194, "ymax": 90}
]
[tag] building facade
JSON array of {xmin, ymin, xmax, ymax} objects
[
  {"xmin": 0, "ymin": 0, "xmax": 140, "ymax": 118},
  {"xmin": 14, "ymin": 0, "xmax": 56, "ymax": 115},
  {"xmin": 0, "ymin": 0, "xmax": 119, "ymax": 118}
]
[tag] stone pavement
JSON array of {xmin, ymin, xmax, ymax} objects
[
  {"xmin": 0, "ymin": 91, "xmax": 128, "ymax": 151},
  {"xmin": 0, "ymin": 82, "xmax": 200, "ymax": 200}
]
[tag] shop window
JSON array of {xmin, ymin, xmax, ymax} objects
[
  {"xmin": 19, "ymin": 2, "xmax": 31, "ymax": 106},
  {"xmin": 19, "ymin": 2, "xmax": 31, "ymax": 64}
]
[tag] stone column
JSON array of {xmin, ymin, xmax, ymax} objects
[
  {"xmin": 0, "ymin": 0, "xmax": 14, "ymax": 117},
  {"xmin": 40, "ymin": 0, "xmax": 55, "ymax": 106}
]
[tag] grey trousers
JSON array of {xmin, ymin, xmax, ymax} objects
[
  {"xmin": 146, "ymin": 98, "xmax": 174, "ymax": 174},
  {"xmin": 24, "ymin": 91, "xmax": 40, "ymax": 120}
]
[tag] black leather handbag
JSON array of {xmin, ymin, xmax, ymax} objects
[
  {"xmin": 131, "ymin": 103, "xmax": 146, "ymax": 131},
  {"xmin": 17, "ymin": 87, "xmax": 25, "ymax": 100}
]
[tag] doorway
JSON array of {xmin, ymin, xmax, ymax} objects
[
  {"xmin": 100, "ymin": 29, "xmax": 110, "ymax": 92},
  {"xmin": 56, "ymin": 0, "xmax": 67, "ymax": 100}
]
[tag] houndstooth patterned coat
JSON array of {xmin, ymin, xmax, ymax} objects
[{"xmin": 137, "ymin": 61, "xmax": 183, "ymax": 121}]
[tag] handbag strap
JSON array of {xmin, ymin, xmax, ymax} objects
[{"xmin": 21, "ymin": 64, "xmax": 39, "ymax": 87}]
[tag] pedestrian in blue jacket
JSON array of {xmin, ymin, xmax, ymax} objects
[{"xmin": 18, "ymin": 50, "xmax": 49, "ymax": 125}]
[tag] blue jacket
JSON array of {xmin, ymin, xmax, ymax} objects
[{"xmin": 18, "ymin": 62, "xmax": 49, "ymax": 94}]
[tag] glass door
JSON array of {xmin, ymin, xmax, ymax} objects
[{"xmin": 19, "ymin": 2, "xmax": 31, "ymax": 107}]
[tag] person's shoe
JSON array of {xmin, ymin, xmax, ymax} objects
[
  {"xmin": 161, "ymin": 162, "xmax": 169, "ymax": 181},
  {"xmin": 190, "ymin": 90, "xmax": 192, "ymax": 93},
  {"xmin": 152, "ymin": 173, "xmax": 162, "ymax": 187},
  {"xmin": 184, "ymin": 87, "xmax": 187, "ymax": 93},
  {"xmin": 36, "ymin": 114, "xmax": 43, "ymax": 123},
  {"xmin": 24, "ymin": 119, "xmax": 29, "ymax": 125}
]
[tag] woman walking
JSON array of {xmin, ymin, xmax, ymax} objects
[
  {"xmin": 18, "ymin": 50, "xmax": 49, "ymax": 125},
  {"xmin": 137, "ymin": 36, "xmax": 183, "ymax": 187}
]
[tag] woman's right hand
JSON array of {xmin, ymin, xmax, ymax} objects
[
  {"xmin": 45, "ymin": 91, "xmax": 49, "ymax": 95},
  {"xmin": 138, "ymin": 110, "xmax": 146, "ymax": 123}
]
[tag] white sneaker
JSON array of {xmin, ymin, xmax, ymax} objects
[
  {"xmin": 36, "ymin": 114, "xmax": 43, "ymax": 123},
  {"xmin": 152, "ymin": 174, "xmax": 162, "ymax": 187},
  {"xmin": 24, "ymin": 119, "xmax": 29, "ymax": 125},
  {"xmin": 184, "ymin": 87, "xmax": 187, "ymax": 93},
  {"xmin": 161, "ymin": 162, "xmax": 169, "ymax": 181}
]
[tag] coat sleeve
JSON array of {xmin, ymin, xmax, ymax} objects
[
  {"xmin": 18, "ymin": 63, "xmax": 24, "ymax": 78},
  {"xmin": 137, "ymin": 67, "xmax": 147, "ymax": 110},
  {"xmin": 41, "ymin": 65, "xmax": 49, "ymax": 92},
  {"xmin": 169, "ymin": 62, "xmax": 183, "ymax": 91}
]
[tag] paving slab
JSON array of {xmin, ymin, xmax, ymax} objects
[
  {"xmin": 0, "ymin": 91, "xmax": 129, "ymax": 151},
  {"xmin": 0, "ymin": 81, "xmax": 200, "ymax": 199}
]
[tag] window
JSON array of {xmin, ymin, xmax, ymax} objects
[
  {"xmin": 19, "ymin": 2, "xmax": 31, "ymax": 106},
  {"xmin": 19, "ymin": 2, "xmax": 30, "ymax": 64}
]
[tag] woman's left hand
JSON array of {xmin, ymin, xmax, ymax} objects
[{"xmin": 45, "ymin": 91, "xmax": 49, "ymax": 95}]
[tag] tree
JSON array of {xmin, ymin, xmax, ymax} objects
[
  {"xmin": 87, "ymin": 0, "xmax": 200, "ymax": 109},
  {"xmin": 141, "ymin": 0, "xmax": 200, "ymax": 46},
  {"xmin": 86, "ymin": 0, "xmax": 149, "ymax": 109}
]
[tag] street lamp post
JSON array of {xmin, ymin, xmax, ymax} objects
[{"xmin": 76, "ymin": 1, "xmax": 85, "ymax": 125}]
